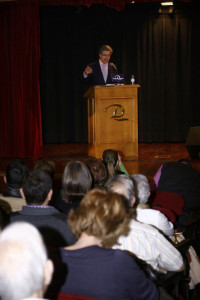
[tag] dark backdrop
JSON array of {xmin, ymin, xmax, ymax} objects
[{"xmin": 39, "ymin": 2, "xmax": 200, "ymax": 144}]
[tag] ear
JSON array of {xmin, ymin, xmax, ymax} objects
[
  {"xmin": 44, "ymin": 259, "xmax": 54, "ymax": 287},
  {"xmin": 20, "ymin": 188, "xmax": 25, "ymax": 200},
  {"xmin": 3, "ymin": 176, "xmax": 7, "ymax": 184},
  {"xmin": 131, "ymin": 196, "xmax": 136, "ymax": 207}
]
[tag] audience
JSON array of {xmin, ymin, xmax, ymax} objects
[
  {"xmin": 0, "ymin": 222, "xmax": 54, "ymax": 300},
  {"xmin": 0, "ymin": 159, "xmax": 29, "ymax": 213},
  {"xmin": 106, "ymin": 174, "xmax": 184, "ymax": 273},
  {"xmin": 151, "ymin": 159, "xmax": 200, "ymax": 224},
  {"xmin": 10, "ymin": 169, "xmax": 76, "ymax": 247},
  {"xmin": 132, "ymin": 173, "xmax": 174, "ymax": 237},
  {"xmin": 55, "ymin": 160, "xmax": 92, "ymax": 215},
  {"xmin": 47, "ymin": 188, "xmax": 158, "ymax": 300},
  {"xmin": 102, "ymin": 149, "xmax": 128, "ymax": 179},
  {"xmin": 85, "ymin": 157, "xmax": 108, "ymax": 187}
]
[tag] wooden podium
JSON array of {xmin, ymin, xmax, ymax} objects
[{"xmin": 84, "ymin": 84, "xmax": 140, "ymax": 159}]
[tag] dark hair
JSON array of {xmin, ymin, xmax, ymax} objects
[
  {"xmin": 33, "ymin": 159, "xmax": 55, "ymax": 179},
  {"xmin": 62, "ymin": 161, "xmax": 92, "ymax": 203},
  {"xmin": 177, "ymin": 158, "xmax": 192, "ymax": 167},
  {"xmin": 99, "ymin": 45, "xmax": 113, "ymax": 55},
  {"xmin": 6, "ymin": 159, "xmax": 29, "ymax": 188},
  {"xmin": 102, "ymin": 149, "xmax": 118, "ymax": 179},
  {"xmin": 22, "ymin": 169, "xmax": 52, "ymax": 205},
  {"xmin": 86, "ymin": 158, "xmax": 108, "ymax": 186}
]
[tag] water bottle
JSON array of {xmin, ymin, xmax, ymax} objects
[{"xmin": 131, "ymin": 75, "xmax": 135, "ymax": 85}]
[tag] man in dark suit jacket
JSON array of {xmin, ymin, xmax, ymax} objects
[
  {"xmin": 83, "ymin": 44, "xmax": 118, "ymax": 85},
  {"xmin": 10, "ymin": 169, "xmax": 76, "ymax": 247}
]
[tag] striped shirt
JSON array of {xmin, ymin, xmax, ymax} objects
[{"xmin": 113, "ymin": 219, "xmax": 183, "ymax": 273}]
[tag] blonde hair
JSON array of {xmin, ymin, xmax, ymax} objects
[{"xmin": 68, "ymin": 188, "xmax": 129, "ymax": 247}]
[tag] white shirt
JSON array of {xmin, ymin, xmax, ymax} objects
[
  {"xmin": 113, "ymin": 219, "xmax": 183, "ymax": 273},
  {"xmin": 136, "ymin": 207, "xmax": 174, "ymax": 237}
]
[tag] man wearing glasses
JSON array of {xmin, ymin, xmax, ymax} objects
[{"xmin": 83, "ymin": 45, "xmax": 118, "ymax": 85}]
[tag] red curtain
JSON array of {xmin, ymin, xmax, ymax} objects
[{"xmin": 0, "ymin": 3, "xmax": 43, "ymax": 159}]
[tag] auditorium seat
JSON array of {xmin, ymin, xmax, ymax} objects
[{"xmin": 150, "ymin": 190, "xmax": 185, "ymax": 224}]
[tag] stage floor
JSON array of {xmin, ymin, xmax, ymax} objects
[{"xmin": 0, "ymin": 142, "xmax": 199, "ymax": 192}]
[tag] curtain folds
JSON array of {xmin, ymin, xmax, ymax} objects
[{"xmin": 0, "ymin": 3, "xmax": 43, "ymax": 159}]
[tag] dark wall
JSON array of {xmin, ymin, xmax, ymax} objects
[{"xmin": 40, "ymin": 2, "xmax": 200, "ymax": 144}]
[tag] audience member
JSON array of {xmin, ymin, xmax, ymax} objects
[
  {"xmin": 85, "ymin": 157, "xmax": 108, "ymax": 187},
  {"xmin": 47, "ymin": 188, "xmax": 158, "ymax": 300},
  {"xmin": 102, "ymin": 149, "xmax": 129, "ymax": 179},
  {"xmin": 33, "ymin": 158, "xmax": 58, "ymax": 206},
  {"xmin": 33, "ymin": 158, "xmax": 55, "ymax": 180},
  {"xmin": 0, "ymin": 159, "xmax": 29, "ymax": 213},
  {"xmin": 0, "ymin": 222, "xmax": 54, "ymax": 300},
  {"xmin": 55, "ymin": 160, "xmax": 92, "ymax": 215},
  {"xmin": 106, "ymin": 174, "xmax": 184, "ymax": 273},
  {"xmin": 151, "ymin": 159, "xmax": 200, "ymax": 224},
  {"xmin": 10, "ymin": 169, "xmax": 76, "ymax": 247},
  {"xmin": 132, "ymin": 173, "xmax": 174, "ymax": 237}
]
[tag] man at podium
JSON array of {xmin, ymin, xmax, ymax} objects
[{"xmin": 83, "ymin": 44, "xmax": 118, "ymax": 85}]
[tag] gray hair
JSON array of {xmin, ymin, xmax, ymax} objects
[
  {"xmin": 0, "ymin": 222, "xmax": 48, "ymax": 300},
  {"xmin": 106, "ymin": 174, "xmax": 135, "ymax": 207},
  {"xmin": 131, "ymin": 174, "xmax": 150, "ymax": 204}
]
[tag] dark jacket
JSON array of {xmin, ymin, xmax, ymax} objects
[
  {"xmin": 84, "ymin": 61, "xmax": 118, "ymax": 85},
  {"xmin": 10, "ymin": 205, "xmax": 76, "ymax": 247}
]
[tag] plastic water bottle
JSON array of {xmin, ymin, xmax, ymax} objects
[{"xmin": 131, "ymin": 75, "xmax": 135, "ymax": 85}]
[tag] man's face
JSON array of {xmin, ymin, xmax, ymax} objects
[{"xmin": 99, "ymin": 50, "xmax": 111, "ymax": 64}]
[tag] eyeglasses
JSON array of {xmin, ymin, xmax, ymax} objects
[{"xmin": 100, "ymin": 54, "xmax": 111, "ymax": 57}]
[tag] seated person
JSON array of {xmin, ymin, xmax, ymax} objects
[
  {"xmin": 0, "ymin": 222, "xmax": 54, "ymax": 300},
  {"xmin": 55, "ymin": 160, "xmax": 92, "ymax": 215},
  {"xmin": 106, "ymin": 174, "xmax": 184, "ymax": 273},
  {"xmin": 102, "ymin": 149, "xmax": 129, "ymax": 180},
  {"xmin": 85, "ymin": 157, "xmax": 108, "ymax": 188},
  {"xmin": 0, "ymin": 159, "xmax": 29, "ymax": 213},
  {"xmin": 33, "ymin": 158, "xmax": 58, "ymax": 206},
  {"xmin": 151, "ymin": 159, "xmax": 200, "ymax": 224},
  {"xmin": 132, "ymin": 173, "xmax": 174, "ymax": 237},
  {"xmin": 10, "ymin": 169, "xmax": 76, "ymax": 247},
  {"xmin": 47, "ymin": 188, "xmax": 158, "ymax": 300}
]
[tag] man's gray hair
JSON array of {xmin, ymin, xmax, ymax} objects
[
  {"xmin": 0, "ymin": 222, "xmax": 47, "ymax": 300},
  {"xmin": 106, "ymin": 174, "xmax": 135, "ymax": 207},
  {"xmin": 131, "ymin": 174, "xmax": 150, "ymax": 204}
]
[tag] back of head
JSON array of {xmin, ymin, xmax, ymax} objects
[
  {"xmin": 86, "ymin": 158, "xmax": 108, "ymax": 186},
  {"xmin": 22, "ymin": 169, "xmax": 52, "ymax": 205},
  {"xmin": 106, "ymin": 174, "xmax": 135, "ymax": 207},
  {"xmin": 5, "ymin": 159, "xmax": 29, "ymax": 188},
  {"xmin": 62, "ymin": 160, "xmax": 92, "ymax": 201},
  {"xmin": 34, "ymin": 158, "xmax": 55, "ymax": 180},
  {"xmin": 131, "ymin": 174, "xmax": 150, "ymax": 205},
  {"xmin": 0, "ymin": 222, "xmax": 48, "ymax": 300},
  {"xmin": 102, "ymin": 149, "xmax": 118, "ymax": 179},
  {"xmin": 68, "ymin": 188, "xmax": 128, "ymax": 247},
  {"xmin": 177, "ymin": 158, "xmax": 192, "ymax": 167}
]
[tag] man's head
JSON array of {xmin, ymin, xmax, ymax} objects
[
  {"xmin": 106, "ymin": 174, "xmax": 136, "ymax": 207},
  {"xmin": 99, "ymin": 45, "xmax": 113, "ymax": 64},
  {"xmin": 4, "ymin": 159, "xmax": 29, "ymax": 189},
  {"xmin": 21, "ymin": 169, "xmax": 52, "ymax": 205},
  {"xmin": 0, "ymin": 222, "xmax": 54, "ymax": 300},
  {"xmin": 131, "ymin": 174, "xmax": 150, "ymax": 205}
]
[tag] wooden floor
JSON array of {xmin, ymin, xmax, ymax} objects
[{"xmin": 0, "ymin": 142, "xmax": 200, "ymax": 193}]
